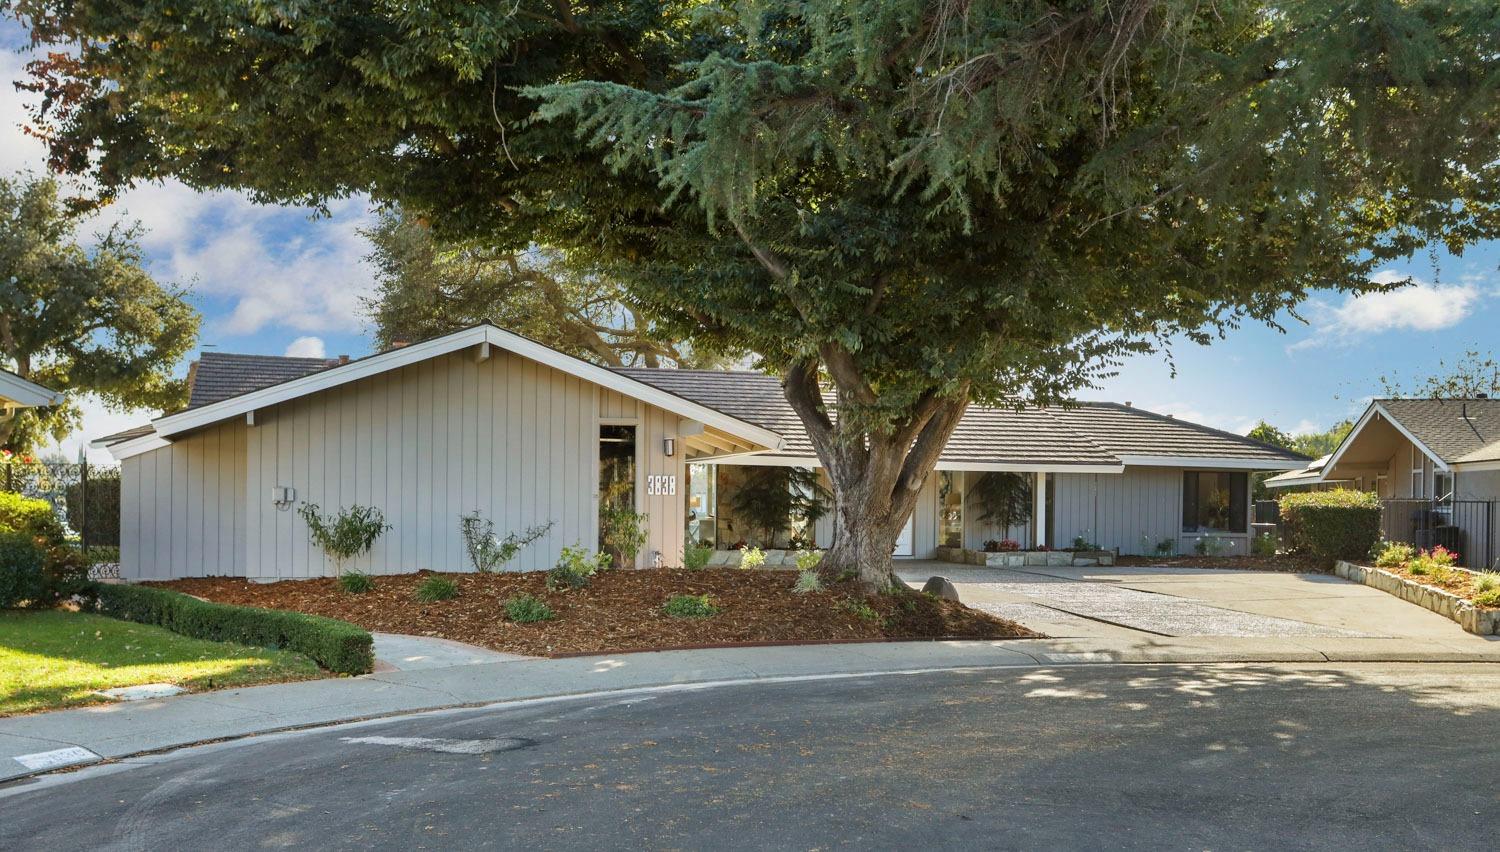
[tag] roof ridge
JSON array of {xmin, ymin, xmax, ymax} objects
[{"xmin": 1076, "ymin": 400, "xmax": 1311, "ymax": 461}]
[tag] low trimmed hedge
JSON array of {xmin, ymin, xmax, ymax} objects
[
  {"xmin": 89, "ymin": 584, "xmax": 374, "ymax": 675},
  {"xmin": 1279, "ymin": 489, "xmax": 1382, "ymax": 564}
]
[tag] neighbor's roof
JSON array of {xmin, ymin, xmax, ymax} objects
[
  {"xmin": 1264, "ymin": 455, "xmax": 1334, "ymax": 488},
  {"xmin": 0, "ymin": 367, "xmax": 64, "ymax": 408},
  {"xmin": 1371, "ymin": 398, "xmax": 1500, "ymax": 465},
  {"xmin": 616, "ymin": 368, "xmax": 1306, "ymax": 470},
  {"xmin": 187, "ymin": 352, "xmax": 341, "ymax": 408}
]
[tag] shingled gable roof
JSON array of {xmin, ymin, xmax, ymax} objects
[
  {"xmin": 614, "ymin": 368, "xmax": 1306, "ymax": 470},
  {"xmin": 187, "ymin": 351, "xmax": 342, "ymax": 408},
  {"xmin": 93, "ymin": 324, "xmax": 785, "ymax": 456},
  {"xmin": 1367, "ymin": 398, "xmax": 1500, "ymax": 465}
]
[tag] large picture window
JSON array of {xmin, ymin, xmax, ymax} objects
[
  {"xmin": 1182, "ymin": 471, "xmax": 1247, "ymax": 534},
  {"xmin": 599, "ymin": 424, "xmax": 636, "ymax": 552}
]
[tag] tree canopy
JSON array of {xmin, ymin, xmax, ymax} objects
[
  {"xmin": 362, "ymin": 208, "xmax": 723, "ymax": 367},
  {"xmin": 0, "ymin": 173, "xmax": 198, "ymax": 452},
  {"xmin": 15, "ymin": 0, "xmax": 1500, "ymax": 585},
  {"xmin": 1381, "ymin": 350, "xmax": 1500, "ymax": 400}
]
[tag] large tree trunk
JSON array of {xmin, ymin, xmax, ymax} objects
[{"xmin": 782, "ymin": 357, "xmax": 970, "ymax": 592}]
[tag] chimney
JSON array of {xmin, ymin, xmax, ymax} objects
[
  {"xmin": 338, "ymin": 354, "xmax": 350, "ymax": 365},
  {"xmin": 1124, "ymin": 401, "xmax": 1132, "ymax": 407}
]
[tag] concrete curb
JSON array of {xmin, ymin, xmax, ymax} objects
[{"xmin": 5, "ymin": 637, "xmax": 1500, "ymax": 785}]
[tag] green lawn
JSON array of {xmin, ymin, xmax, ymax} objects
[{"xmin": 0, "ymin": 610, "xmax": 321, "ymax": 716}]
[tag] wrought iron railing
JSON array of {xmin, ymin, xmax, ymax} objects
[
  {"xmin": 1378, "ymin": 498, "xmax": 1497, "ymax": 571},
  {"xmin": 1, "ymin": 461, "xmax": 121, "ymax": 548}
]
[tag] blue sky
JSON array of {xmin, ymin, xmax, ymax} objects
[{"xmin": 4, "ymin": 21, "xmax": 1497, "ymax": 460}]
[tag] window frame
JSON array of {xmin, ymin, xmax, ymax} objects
[{"xmin": 1181, "ymin": 470, "xmax": 1249, "ymax": 534}]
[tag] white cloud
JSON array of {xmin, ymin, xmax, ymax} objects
[
  {"xmin": 284, "ymin": 336, "xmax": 327, "ymax": 358},
  {"xmin": 1290, "ymin": 271, "xmax": 1481, "ymax": 350}
]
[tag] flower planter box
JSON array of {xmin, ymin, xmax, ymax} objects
[
  {"xmin": 1334, "ymin": 561, "xmax": 1500, "ymax": 635},
  {"xmin": 936, "ymin": 547, "xmax": 1116, "ymax": 568}
]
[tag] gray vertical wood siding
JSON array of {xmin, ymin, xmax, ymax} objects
[
  {"xmin": 119, "ymin": 421, "xmax": 246, "ymax": 579},
  {"xmin": 121, "ymin": 348, "xmax": 690, "ymax": 579}
]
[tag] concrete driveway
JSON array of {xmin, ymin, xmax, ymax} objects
[{"xmin": 898, "ymin": 561, "xmax": 1497, "ymax": 650}]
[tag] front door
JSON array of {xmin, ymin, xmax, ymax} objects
[{"xmin": 893, "ymin": 513, "xmax": 914, "ymax": 558}]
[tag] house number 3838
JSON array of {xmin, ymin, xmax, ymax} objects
[{"xmin": 647, "ymin": 475, "xmax": 677, "ymax": 496}]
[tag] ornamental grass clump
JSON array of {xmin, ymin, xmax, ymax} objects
[
  {"xmin": 415, "ymin": 575, "xmax": 458, "ymax": 603},
  {"xmin": 504, "ymin": 594, "xmax": 555, "ymax": 623}
]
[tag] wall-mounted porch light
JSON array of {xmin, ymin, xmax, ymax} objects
[{"xmin": 663, "ymin": 437, "xmax": 676, "ymax": 457}]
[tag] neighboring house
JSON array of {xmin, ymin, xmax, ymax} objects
[
  {"xmin": 0, "ymin": 367, "xmax": 64, "ymax": 415},
  {"xmin": 93, "ymin": 324, "xmax": 1306, "ymax": 581},
  {"xmin": 1267, "ymin": 398, "xmax": 1500, "ymax": 569}
]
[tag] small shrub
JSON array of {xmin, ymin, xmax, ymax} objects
[
  {"xmin": 415, "ymin": 575, "xmax": 458, "ymax": 602},
  {"xmin": 1374, "ymin": 541, "xmax": 1416, "ymax": 569},
  {"xmin": 739, "ymin": 546, "xmax": 765, "ymax": 569},
  {"xmin": 1408, "ymin": 546, "xmax": 1458, "ymax": 582},
  {"xmin": 0, "ymin": 530, "xmax": 46, "ymax": 608},
  {"xmin": 89, "ymin": 583, "xmax": 373, "ymax": 674},
  {"xmin": 459, "ymin": 511, "xmax": 553, "ymax": 573},
  {"xmin": 663, "ymin": 593, "xmax": 719, "ymax": 618},
  {"xmin": 299, "ymin": 503, "xmax": 391, "ymax": 572},
  {"xmin": 793, "ymin": 550, "xmax": 823, "ymax": 572},
  {"xmin": 982, "ymin": 539, "xmax": 1020, "ymax": 553},
  {"xmin": 1473, "ymin": 572, "xmax": 1500, "ymax": 594},
  {"xmin": 1071, "ymin": 534, "xmax": 1100, "ymax": 551},
  {"xmin": 794, "ymin": 569, "xmax": 824, "ymax": 594},
  {"xmin": 504, "ymin": 593, "xmax": 555, "ymax": 623},
  {"xmin": 1474, "ymin": 588, "xmax": 1500, "ymax": 608},
  {"xmin": 683, "ymin": 539, "xmax": 713, "ymax": 570},
  {"xmin": 1251, "ymin": 532, "xmax": 1278, "ymax": 558},
  {"xmin": 839, "ymin": 597, "xmax": 880, "ymax": 622},
  {"xmin": 1193, "ymin": 536, "xmax": 1230, "ymax": 557},
  {"xmin": 600, "ymin": 504, "xmax": 649, "ymax": 568},
  {"xmin": 338, "ymin": 571, "xmax": 376, "ymax": 594},
  {"xmin": 1140, "ymin": 535, "xmax": 1176, "ymax": 557},
  {"xmin": 1278, "ymin": 489, "xmax": 1382, "ymax": 565},
  {"xmin": 548, "ymin": 544, "xmax": 608, "ymax": 590},
  {"xmin": 40, "ymin": 544, "xmax": 90, "ymax": 604},
  {"xmin": 0, "ymin": 492, "xmax": 66, "ymax": 544}
]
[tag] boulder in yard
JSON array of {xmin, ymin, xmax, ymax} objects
[{"xmin": 921, "ymin": 576, "xmax": 960, "ymax": 601}]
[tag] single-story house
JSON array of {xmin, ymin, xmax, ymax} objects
[
  {"xmin": 0, "ymin": 367, "xmax": 64, "ymax": 415},
  {"xmin": 94, "ymin": 324, "xmax": 1307, "ymax": 580},
  {"xmin": 1266, "ymin": 397, "xmax": 1500, "ymax": 569}
]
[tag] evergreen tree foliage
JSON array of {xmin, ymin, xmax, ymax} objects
[{"xmin": 15, "ymin": 0, "xmax": 1500, "ymax": 586}]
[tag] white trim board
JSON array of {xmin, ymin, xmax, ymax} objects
[
  {"xmin": 1114, "ymin": 455, "xmax": 1305, "ymax": 471},
  {"xmin": 145, "ymin": 325, "xmax": 785, "ymax": 453},
  {"xmin": 0, "ymin": 369, "xmax": 63, "ymax": 408}
]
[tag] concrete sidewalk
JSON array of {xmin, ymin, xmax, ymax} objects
[{"xmin": 6, "ymin": 631, "xmax": 1500, "ymax": 784}]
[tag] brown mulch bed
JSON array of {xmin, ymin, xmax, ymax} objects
[
  {"xmin": 146, "ymin": 569, "xmax": 1039, "ymax": 657},
  {"xmin": 1114, "ymin": 554, "xmax": 1328, "ymax": 574}
]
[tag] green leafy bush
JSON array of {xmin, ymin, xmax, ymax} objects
[
  {"xmin": 739, "ymin": 546, "xmax": 765, "ymax": 569},
  {"xmin": 1278, "ymin": 489, "xmax": 1382, "ymax": 564},
  {"xmin": 1374, "ymin": 541, "xmax": 1416, "ymax": 568},
  {"xmin": 839, "ymin": 597, "xmax": 881, "ymax": 622},
  {"xmin": 504, "ymin": 593, "xmax": 555, "ymax": 623},
  {"xmin": 459, "ymin": 511, "xmax": 553, "ymax": 573},
  {"xmin": 547, "ymin": 544, "xmax": 608, "ymax": 591},
  {"xmin": 1474, "ymin": 588, "xmax": 1500, "ymax": 608},
  {"xmin": 89, "ymin": 584, "xmax": 373, "ymax": 674},
  {"xmin": 663, "ymin": 593, "xmax": 719, "ymax": 618},
  {"xmin": 298, "ymin": 503, "xmax": 391, "ymax": 573},
  {"xmin": 600, "ymin": 504, "xmax": 649, "ymax": 568},
  {"xmin": 415, "ymin": 575, "xmax": 458, "ymax": 602},
  {"xmin": 793, "ymin": 550, "xmax": 823, "ymax": 572},
  {"xmin": 337, "ymin": 571, "xmax": 376, "ymax": 594},
  {"xmin": 1407, "ymin": 546, "xmax": 1458, "ymax": 581},
  {"xmin": 0, "ymin": 492, "xmax": 65, "ymax": 544},
  {"xmin": 0, "ymin": 531, "xmax": 46, "ymax": 608},
  {"xmin": 682, "ymin": 538, "xmax": 713, "ymax": 570},
  {"xmin": 1251, "ymin": 532, "xmax": 1278, "ymax": 557}
]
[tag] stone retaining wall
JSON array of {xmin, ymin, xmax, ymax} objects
[
  {"xmin": 1334, "ymin": 561, "xmax": 1499, "ymax": 635},
  {"xmin": 935, "ymin": 546, "xmax": 1115, "ymax": 569}
]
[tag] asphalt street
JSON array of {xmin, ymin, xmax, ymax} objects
[{"xmin": 4, "ymin": 662, "xmax": 1498, "ymax": 850}]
